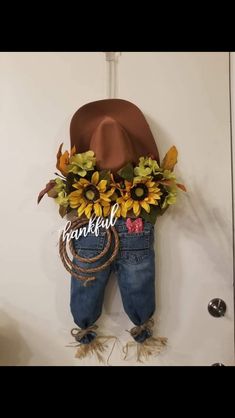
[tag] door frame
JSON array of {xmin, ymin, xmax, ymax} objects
[{"xmin": 229, "ymin": 52, "xmax": 235, "ymax": 355}]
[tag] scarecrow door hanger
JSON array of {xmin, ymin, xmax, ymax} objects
[
  {"xmin": 38, "ymin": 98, "xmax": 186, "ymax": 363},
  {"xmin": 38, "ymin": 53, "xmax": 186, "ymax": 363}
]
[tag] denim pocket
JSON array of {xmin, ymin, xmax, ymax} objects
[
  {"xmin": 73, "ymin": 232, "xmax": 105, "ymax": 258},
  {"xmin": 119, "ymin": 229, "xmax": 154, "ymax": 264}
]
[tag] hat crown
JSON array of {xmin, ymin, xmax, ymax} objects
[{"xmin": 90, "ymin": 116, "xmax": 134, "ymax": 171}]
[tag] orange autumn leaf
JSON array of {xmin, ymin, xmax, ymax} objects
[
  {"xmin": 176, "ymin": 183, "xmax": 187, "ymax": 192},
  {"xmin": 159, "ymin": 179, "xmax": 187, "ymax": 192},
  {"xmin": 56, "ymin": 143, "xmax": 76, "ymax": 176},
  {"xmin": 70, "ymin": 145, "xmax": 76, "ymax": 157},
  {"xmin": 56, "ymin": 143, "xmax": 63, "ymax": 164},
  {"xmin": 158, "ymin": 179, "xmax": 175, "ymax": 187},
  {"xmin": 162, "ymin": 146, "xmax": 178, "ymax": 171}
]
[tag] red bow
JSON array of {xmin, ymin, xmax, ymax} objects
[{"xmin": 126, "ymin": 218, "xmax": 144, "ymax": 233}]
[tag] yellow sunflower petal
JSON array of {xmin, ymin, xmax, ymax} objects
[
  {"xmin": 105, "ymin": 187, "xmax": 115, "ymax": 197},
  {"xmin": 69, "ymin": 197, "xmax": 84, "ymax": 206},
  {"xmin": 103, "ymin": 206, "xmax": 111, "ymax": 217},
  {"xmin": 78, "ymin": 178, "xmax": 90, "ymax": 186},
  {"xmin": 100, "ymin": 199, "xmax": 110, "ymax": 207},
  {"xmin": 69, "ymin": 190, "xmax": 81, "ymax": 198},
  {"xmin": 121, "ymin": 205, "xmax": 127, "ymax": 218},
  {"xmin": 77, "ymin": 202, "xmax": 87, "ymax": 216},
  {"xmin": 146, "ymin": 197, "xmax": 159, "ymax": 205},
  {"xmin": 100, "ymin": 194, "xmax": 111, "ymax": 202},
  {"xmin": 149, "ymin": 193, "xmax": 161, "ymax": 199},
  {"xmin": 78, "ymin": 200, "xmax": 87, "ymax": 209},
  {"xmin": 147, "ymin": 197, "xmax": 158, "ymax": 204},
  {"xmin": 97, "ymin": 179, "xmax": 107, "ymax": 192},
  {"xmin": 72, "ymin": 182, "xmax": 83, "ymax": 190},
  {"xmin": 69, "ymin": 202, "xmax": 78, "ymax": 209},
  {"xmin": 115, "ymin": 207, "xmax": 121, "ymax": 217},
  {"xmin": 84, "ymin": 203, "xmax": 93, "ymax": 218},
  {"xmin": 94, "ymin": 202, "xmax": 102, "ymax": 217},
  {"xmin": 146, "ymin": 181, "xmax": 156, "ymax": 188},
  {"xmin": 117, "ymin": 197, "xmax": 124, "ymax": 204},
  {"xmin": 69, "ymin": 191, "xmax": 84, "ymax": 208},
  {"xmin": 140, "ymin": 201, "xmax": 150, "ymax": 213},
  {"xmin": 125, "ymin": 199, "xmax": 134, "ymax": 211},
  {"xmin": 133, "ymin": 201, "xmax": 141, "ymax": 216},
  {"xmin": 91, "ymin": 171, "xmax": 99, "ymax": 186},
  {"xmin": 71, "ymin": 186, "xmax": 83, "ymax": 194}
]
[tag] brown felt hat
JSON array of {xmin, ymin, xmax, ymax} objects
[{"xmin": 70, "ymin": 99, "xmax": 159, "ymax": 172}]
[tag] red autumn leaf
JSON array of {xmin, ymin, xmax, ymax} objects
[{"xmin": 37, "ymin": 180, "xmax": 56, "ymax": 204}]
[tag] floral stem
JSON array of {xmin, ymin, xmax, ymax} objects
[{"xmin": 54, "ymin": 172, "xmax": 66, "ymax": 180}]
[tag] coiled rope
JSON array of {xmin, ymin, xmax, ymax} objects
[{"xmin": 59, "ymin": 217, "xmax": 119, "ymax": 283}]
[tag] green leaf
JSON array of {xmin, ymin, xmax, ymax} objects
[
  {"xmin": 117, "ymin": 163, "xmax": 134, "ymax": 181},
  {"xmin": 141, "ymin": 206, "xmax": 159, "ymax": 224},
  {"xmin": 99, "ymin": 170, "xmax": 111, "ymax": 187},
  {"xmin": 159, "ymin": 205, "xmax": 169, "ymax": 215},
  {"xmin": 141, "ymin": 204, "xmax": 169, "ymax": 224}
]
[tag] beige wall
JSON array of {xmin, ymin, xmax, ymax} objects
[{"xmin": 0, "ymin": 52, "xmax": 233, "ymax": 366}]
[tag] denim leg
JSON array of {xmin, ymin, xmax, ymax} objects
[
  {"xmin": 70, "ymin": 231, "xmax": 112, "ymax": 342},
  {"xmin": 115, "ymin": 220, "xmax": 156, "ymax": 341}
]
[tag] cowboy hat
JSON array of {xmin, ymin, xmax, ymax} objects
[{"xmin": 70, "ymin": 99, "xmax": 159, "ymax": 172}]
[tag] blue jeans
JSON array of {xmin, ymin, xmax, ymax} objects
[{"xmin": 70, "ymin": 218, "xmax": 155, "ymax": 343}]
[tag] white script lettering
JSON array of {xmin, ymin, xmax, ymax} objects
[{"xmin": 62, "ymin": 203, "xmax": 119, "ymax": 243}]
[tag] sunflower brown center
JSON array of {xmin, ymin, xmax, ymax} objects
[
  {"xmin": 84, "ymin": 185, "xmax": 100, "ymax": 202},
  {"xmin": 131, "ymin": 183, "xmax": 148, "ymax": 201}
]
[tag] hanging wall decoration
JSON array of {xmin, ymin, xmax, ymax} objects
[{"xmin": 38, "ymin": 99, "xmax": 186, "ymax": 363}]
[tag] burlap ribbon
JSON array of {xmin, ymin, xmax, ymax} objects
[
  {"xmin": 71, "ymin": 325, "xmax": 98, "ymax": 342},
  {"xmin": 69, "ymin": 325, "xmax": 118, "ymax": 364},
  {"xmin": 124, "ymin": 318, "xmax": 168, "ymax": 362},
  {"xmin": 129, "ymin": 318, "xmax": 154, "ymax": 339}
]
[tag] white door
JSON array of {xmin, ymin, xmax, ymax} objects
[{"xmin": 0, "ymin": 52, "xmax": 234, "ymax": 365}]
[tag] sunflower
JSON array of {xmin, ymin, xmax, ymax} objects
[
  {"xmin": 124, "ymin": 178, "xmax": 162, "ymax": 217},
  {"xmin": 68, "ymin": 171, "xmax": 114, "ymax": 218}
]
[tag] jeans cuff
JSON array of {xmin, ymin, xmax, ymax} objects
[
  {"xmin": 133, "ymin": 329, "xmax": 152, "ymax": 343},
  {"xmin": 78, "ymin": 331, "xmax": 97, "ymax": 345},
  {"xmin": 71, "ymin": 325, "xmax": 98, "ymax": 345}
]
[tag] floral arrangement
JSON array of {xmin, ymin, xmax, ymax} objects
[{"xmin": 38, "ymin": 144, "xmax": 186, "ymax": 224}]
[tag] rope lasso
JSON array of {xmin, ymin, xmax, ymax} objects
[{"xmin": 59, "ymin": 217, "xmax": 119, "ymax": 284}]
